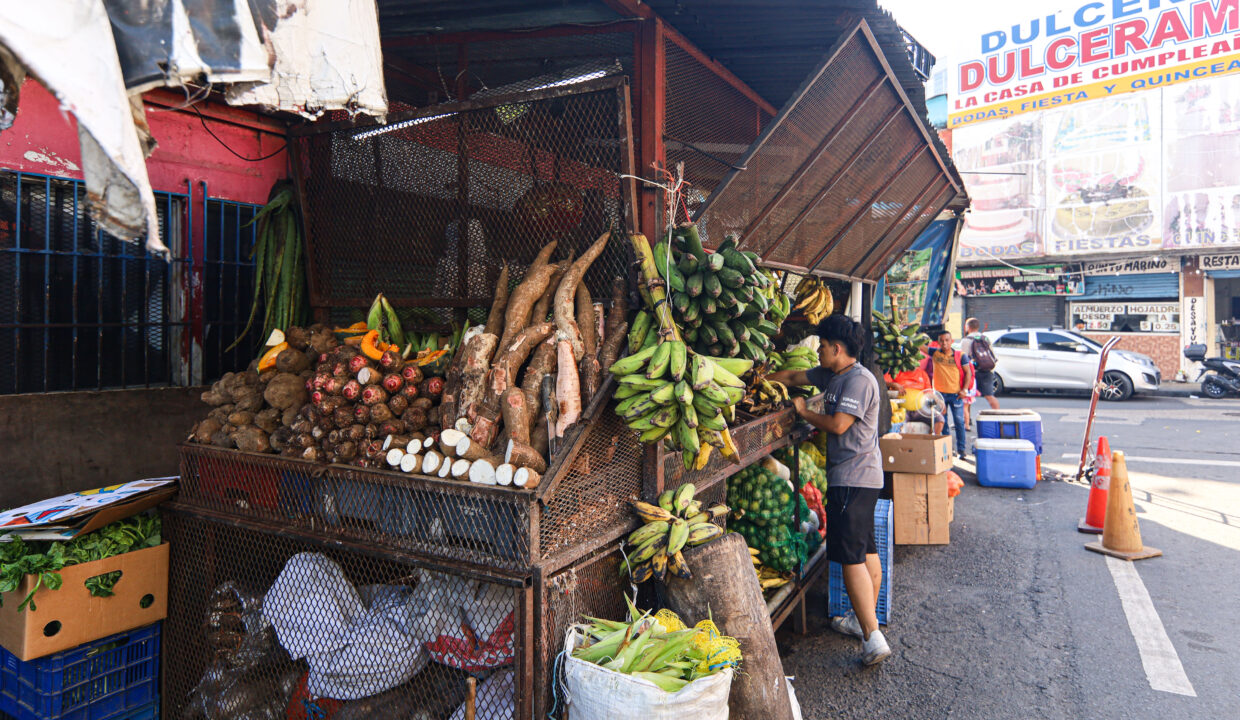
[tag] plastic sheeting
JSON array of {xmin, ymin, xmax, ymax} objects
[
  {"xmin": 875, "ymin": 218, "xmax": 957, "ymax": 326},
  {"xmin": 0, "ymin": 3, "xmax": 167, "ymax": 257}
]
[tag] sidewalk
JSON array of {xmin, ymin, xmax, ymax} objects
[{"xmin": 1151, "ymin": 382, "xmax": 1200, "ymax": 398}]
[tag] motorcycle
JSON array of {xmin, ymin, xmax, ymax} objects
[{"xmin": 1184, "ymin": 344, "xmax": 1240, "ymax": 398}]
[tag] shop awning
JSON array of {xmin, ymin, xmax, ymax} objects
[{"xmin": 693, "ymin": 21, "xmax": 966, "ymax": 282}]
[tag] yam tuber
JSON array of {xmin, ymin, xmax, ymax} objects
[
  {"xmin": 282, "ymin": 405, "xmax": 300, "ymax": 427},
  {"xmin": 193, "ymin": 417, "xmax": 223, "ymax": 444},
  {"xmin": 599, "ymin": 321, "xmax": 628, "ymax": 375},
  {"xmin": 231, "ymin": 389, "xmax": 264, "ymax": 413},
  {"xmin": 576, "ymin": 283, "xmax": 598, "ymax": 360},
  {"xmin": 455, "ymin": 333, "xmax": 499, "ymax": 424},
  {"xmin": 500, "ymin": 388, "xmax": 530, "ymax": 446},
  {"xmin": 554, "ymin": 339, "xmax": 581, "ymax": 437},
  {"xmin": 468, "ymin": 458, "xmax": 498, "ymax": 485},
  {"xmin": 484, "ymin": 262, "xmax": 511, "ymax": 338},
  {"xmin": 553, "ymin": 231, "xmax": 611, "ymax": 359},
  {"xmin": 275, "ymin": 348, "xmax": 311, "ymax": 374},
  {"xmin": 505, "ymin": 438, "xmax": 547, "ymax": 474},
  {"xmin": 513, "ymin": 467, "xmax": 542, "ymax": 489},
  {"xmin": 264, "ymin": 373, "xmax": 308, "ymax": 410},
  {"xmin": 499, "ymin": 262, "xmax": 561, "ymax": 351},
  {"xmin": 484, "ymin": 322, "xmax": 553, "ymax": 409},
  {"xmin": 530, "ymin": 260, "xmax": 569, "ymax": 326}
]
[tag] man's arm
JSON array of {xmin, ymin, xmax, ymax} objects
[
  {"xmin": 769, "ymin": 369, "xmax": 810, "ymax": 387},
  {"xmin": 792, "ymin": 397, "xmax": 856, "ymax": 434}
]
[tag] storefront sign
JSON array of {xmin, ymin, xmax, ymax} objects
[
  {"xmin": 1071, "ymin": 301, "xmax": 1179, "ymax": 332},
  {"xmin": 1076, "ymin": 257, "xmax": 1173, "ymax": 275},
  {"xmin": 957, "ymin": 265, "xmax": 1083, "ymax": 296},
  {"xmin": 1200, "ymin": 253, "xmax": 1240, "ymax": 271},
  {"xmin": 948, "ymin": 0, "xmax": 1240, "ymax": 129},
  {"xmin": 1182, "ymin": 295, "xmax": 1208, "ymax": 374}
]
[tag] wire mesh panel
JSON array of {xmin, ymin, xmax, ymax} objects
[
  {"xmin": 292, "ymin": 79, "xmax": 636, "ymax": 319},
  {"xmin": 692, "ymin": 23, "xmax": 963, "ymax": 280},
  {"xmin": 163, "ymin": 505, "xmax": 529, "ymax": 720},
  {"xmin": 178, "ymin": 444, "xmax": 536, "ymax": 576},
  {"xmin": 663, "ymin": 35, "xmax": 770, "ymax": 216},
  {"xmin": 535, "ymin": 548, "xmax": 629, "ymax": 718},
  {"xmin": 539, "ymin": 400, "xmax": 644, "ymax": 567}
]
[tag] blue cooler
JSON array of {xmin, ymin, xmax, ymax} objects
[
  {"xmin": 975, "ymin": 438, "xmax": 1037, "ymax": 488},
  {"xmin": 977, "ymin": 410, "xmax": 1042, "ymax": 454}
]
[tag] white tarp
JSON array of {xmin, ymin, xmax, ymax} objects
[
  {"xmin": 0, "ymin": 3, "xmax": 168, "ymax": 257},
  {"xmin": 226, "ymin": 0, "xmax": 387, "ymax": 121}
]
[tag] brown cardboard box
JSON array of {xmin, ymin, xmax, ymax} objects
[
  {"xmin": 893, "ymin": 472, "xmax": 952, "ymax": 545},
  {"xmin": 880, "ymin": 433, "xmax": 952, "ymax": 474},
  {"xmin": 0, "ymin": 543, "xmax": 168, "ymax": 660}
]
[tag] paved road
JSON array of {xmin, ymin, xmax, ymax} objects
[{"xmin": 780, "ymin": 392, "xmax": 1240, "ymax": 719}]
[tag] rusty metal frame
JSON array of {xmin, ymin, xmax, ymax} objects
[
  {"xmin": 805, "ymin": 144, "xmax": 930, "ymax": 273},
  {"xmin": 861, "ymin": 182, "xmax": 956, "ymax": 279},
  {"xmin": 381, "ymin": 20, "xmax": 641, "ymax": 49},
  {"xmin": 846, "ymin": 173, "xmax": 944, "ymax": 278}
]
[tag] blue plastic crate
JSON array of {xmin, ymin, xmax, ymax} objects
[
  {"xmin": 0, "ymin": 624, "xmax": 159, "ymax": 720},
  {"xmin": 828, "ymin": 499, "xmax": 892, "ymax": 625}
]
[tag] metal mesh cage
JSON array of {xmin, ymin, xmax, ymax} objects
[
  {"xmin": 162, "ymin": 505, "xmax": 532, "ymax": 719},
  {"xmin": 292, "ymin": 79, "xmax": 636, "ymax": 319},
  {"xmin": 663, "ymin": 35, "xmax": 770, "ymax": 217}
]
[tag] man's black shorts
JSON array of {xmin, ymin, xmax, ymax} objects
[
  {"xmin": 975, "ymin": 369, "xmax": 998, "ymax": 397},
  {"xmin": 825, "ymin": 486, "xmax": 879, "ymax": 565}
]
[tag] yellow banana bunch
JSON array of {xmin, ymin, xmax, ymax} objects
[
  {"xmin": 792, "ymin": 277, "xmax": 835, "ymax": 325},
  {"xmin": 625, "ymin": 483, "xmax": 728, "ymax": 583}
]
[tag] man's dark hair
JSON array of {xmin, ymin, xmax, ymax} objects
[
  {"xmin": 937, "ymin": 329, "xmax": 953, "ymax": 340},
  {"xmin": 816, "ymin": 315, "xmax": 868, "ymax": 359}
]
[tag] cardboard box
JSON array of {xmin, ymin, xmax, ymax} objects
[
  {"xmin": 893, "ymin": 472, "xmax": 952, "ymax": 545},
  {"xmin": 0, "ymin": 543, "xmax": 168, "ymax": 660},
  {"xmin": 880, "ymin": 433, "xmax": 952, "ymax": 474}
]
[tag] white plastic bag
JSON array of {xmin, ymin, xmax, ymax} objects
[{"xmin": 562, "ymin": 626, "xmax": 732, "ymax": 720}]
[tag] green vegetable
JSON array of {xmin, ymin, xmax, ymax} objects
[
  {"xmin": 227, "ymin": 186, "xmax": 309, "ymax": 351},
  {"xmin": 0, "ymin": 513, "xmax": 161, "ymax": 611}
]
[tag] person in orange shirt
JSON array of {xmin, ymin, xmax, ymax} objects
[{"xmin": 920, "ymin": 329, "xmax": 972, "ymax": 457}]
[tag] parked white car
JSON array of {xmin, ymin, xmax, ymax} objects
[{"xmin": 970, "ymin": 328, "xmax": 1160, "ymax": 401}]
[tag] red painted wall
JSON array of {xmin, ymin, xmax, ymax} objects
[{"xmin": 0, "ymin": 79, "xmax": 288, "ymax": 204}]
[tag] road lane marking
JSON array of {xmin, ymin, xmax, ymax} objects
[
  {"xmin": 1060, "ymin": 453, "xmax": 1240, "ymax": 468},
  {"xmin": 1105, "ymin": 556, "xmax": 1196, "ymax": 697}
]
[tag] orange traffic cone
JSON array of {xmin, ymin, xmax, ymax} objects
[
  {"xmin": 1077, "ymin": 436, "xmax": 1110, "ymax": 534},
  {"xmin": 1085, "ymin": 450, "xmax": 1162, "ymax": 561}
]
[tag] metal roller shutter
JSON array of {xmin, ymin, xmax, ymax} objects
[
  {"xmin": 965, "ymin": 296, "xmax": 1066, "ymax": 331},
  {"xmin": 1073, "ymin": 273, "xmax": 1180, "ymax": 300}
]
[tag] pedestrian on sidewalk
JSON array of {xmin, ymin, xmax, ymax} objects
[
  {"xmin": 961, "ymin": 318, "xmax": 1000, "ymax": 426},
  {"xmin": 771, "ymin": 315, "xmax": 891, "ymax": 666},
  {"xmin": 921, "ymin": 329, "xmax": 972, "ymax": 458}
]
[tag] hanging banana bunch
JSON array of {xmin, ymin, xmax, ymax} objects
[
  {"xmin": 791, "ymin": 276, "xmax": 835, "ymax": 325},
  {"xmin": 872, "ymin": 310, "xmax": 930, "ymax": 374}
]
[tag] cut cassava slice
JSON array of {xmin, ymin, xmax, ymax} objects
[
  {"xmin": 495, "ymin": 463, "xmax": 516, "ymax": 487},
  {"xmin": 399, "ymin": 453, "xmax": 420, "ymax": 473},
  {"xmin": 506, "ymin": 438, "xmax": 547, "ymax": 474},
  {"xmin": 513, "ymin": 467, "xmax": 542, "ymax": 489},
  {"xmin": 469, "ymin": 458, "xmax": 498, "ymax": 485},
  {"xmin": 451, "ymin": 458, "xmax": 472, "ymax": 479}
]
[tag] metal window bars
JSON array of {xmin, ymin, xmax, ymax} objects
[{"xmin": 0, "ymin": 170, "xmax": 263, "ymax": 394}]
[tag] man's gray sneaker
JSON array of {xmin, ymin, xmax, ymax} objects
[
  {"xmin": 861, "ymin": 628, "xmax": 892, "ymax": 665},
  {"xmin": 830, "ymin": 612, "xmax": 863, "ymax": 640}
]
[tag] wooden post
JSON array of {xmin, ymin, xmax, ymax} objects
[{"xmin": 664, "ymin": 532, "xmax": 795, "ymax": 720}]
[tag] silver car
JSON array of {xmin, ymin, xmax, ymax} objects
[{"xmin": 974, "ymin": 328, "xmax": 1160, "ymax": 401}]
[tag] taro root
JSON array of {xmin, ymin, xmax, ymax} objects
[
  {"xmin": 354, "ymin": 404, "xmax": 371, "ymax": 424},
  {"xmin": 320, "ymin": 396, "xmax": 346, "ymax": 414},
  {"xmin": 254, "ymin": 408, "xmax": 281, "ymax": 433},
  {"xmin": 348, "ymin": 355, "xmax": 370, "ymax": 375},
  {"xmin": 327, "ymin": 429, "xmax": 343, "ymax": 446},
  {"xmin": 284, "ymin": 326, "xmax": 311, "ymax": 350},
  {"xmin": 264, "ymin": 373, "xmax": 308, "ymax": 410},
  {"xmin": 345, "ymin": 424, "xmax": 367, "ymax": 442},
  {"xmin": 312, "ymin": 372, "xmax": 331, "ymax": 390},
  {"xmin": 369, "ymin": 403, "xmax": 394, "ymax": 423},
  {"xmin": 233, "ymin": 426, "xmax": 271, "ymax": 453},
  {"xmin": 428, "ymin": 406, "xmax": 442, "ymax": 426},
  {"xmin": 270, "ymin": 426, "xmax": 294, "ymax": 452},
  {"xmin": 210, "ymin": 430, "xmax": 236, "ymax": 449},
  {"xmin": 378, "ymin": 420, "xmax": 406, "ymax": 437},
  {"xmin": 361, "ymin": 385, "xmax": 389, "ymax": 406},
  {"xmin": 382, "ymin": 373, "xmax": 404, "ymax": 394},
  {"xmin": 400, "ymin": 364, "xmax": 423, "ymax": 385},
  {"xmin": 342, "ymin": 379, "xmax": 362, "ymax": 401},
  {"xmin": 410, "ymin": 397, "xmax": 434, "ymax": 412},
  {"xmin": 324, "ymin": 376, "xmax": 344, "ymax": 395},
  {"xmin": 302, "ymin": 446, "xmax": 322, "ymax": 462},
  {"xmin": 310, "ymin": 390, "xmax": 326, "ymax": 407},
  {"xmin": 379, "ymin": 350, "xmax": 404, "ymax": 372},
  {"xmin": 282, "ymin": 405, "xmax": 300, "ymax": 427},
  {"xmin": 387, "ymin": 394, "xmax": 409, "ymax": 416},
  {"xmin": 335, "ymin": 441, "xmax": 358, "ymax": 461},
  {"xmin": 333, "ymin": 407, "xmax": 355, "ymax": 428},
  {"xmin": 419, "ymin": 376, "xmax": 444, "ymax": 400},
  {"xmin": 291, "ymin": 419, "xmax": 314, "ymax": 436},
  {"xmin": 401, "ymin": 408, "xmax": 428, "ymax": 432},
  {"xmin": 401, "ymin": 383, "xmax": 419, "ymax": 400}
]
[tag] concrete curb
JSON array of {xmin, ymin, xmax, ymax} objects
[{"xmin": 1150, "ymin": 384, "xmax": 1201, "ymax": 398}]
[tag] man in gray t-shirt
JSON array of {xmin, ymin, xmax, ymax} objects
[
  {"xmin": 805, "ymin": 364, "xmax": 883, "ymax": 489},
  {"xmin": 769, "ymin": 315, "xmax": 892, "ymax": 666}
]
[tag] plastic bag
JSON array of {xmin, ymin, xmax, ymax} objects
[{"xmin": 562, "ymin": 627, "xmax": 733, "ymax": 719}]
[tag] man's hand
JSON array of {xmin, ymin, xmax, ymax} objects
[
  {"xmin": 957, "ymin": 391, "xmax": 968, "ymax": 400},
  {"xmin": 792, "ymin": 396, "xmax": 808, "ymax": 416}
]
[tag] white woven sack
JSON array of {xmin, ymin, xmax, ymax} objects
[{"xmin": 562, "ymin": 626, "xmax": 732, "ymax": 720}]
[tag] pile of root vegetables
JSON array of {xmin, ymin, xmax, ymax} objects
[{"xmin": 189, "ymin": 230, "xmax": 624, "ymax": 491}]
